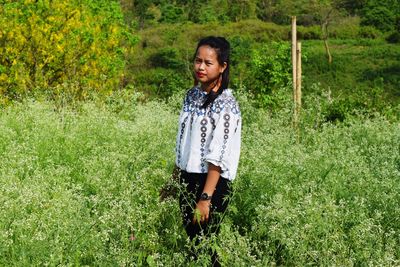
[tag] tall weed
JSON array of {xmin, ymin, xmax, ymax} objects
[{"xmin": 0, "ymin": 94, "xmax": 399, "ymax": 265}]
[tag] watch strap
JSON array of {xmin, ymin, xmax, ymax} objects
[{"xmin": 200, "ymin": 192, "xmax": 212, "ymax": 201}]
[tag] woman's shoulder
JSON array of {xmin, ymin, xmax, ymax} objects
[
  {"xmin": 186, "ymin": 85, "xmax": 204, "ymax": 96},
  {"xmin": 212, "ymin": 89, "xmax": 240, "ymax": 115},
  {"xmin": 185, "ymin": 86, "xmax": 204, "ymax": 101}
]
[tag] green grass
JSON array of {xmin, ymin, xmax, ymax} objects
[
  {"xmin": 302, "ymin": 39, "xmax": 400, "ymax": 105},
  {"xmin": 0, "ymin": 93, "xmax": 399, "ymax": 265}
]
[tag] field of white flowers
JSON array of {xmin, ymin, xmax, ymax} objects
[{"xmin": 1, "ymin": 91, "xmax": 399, "ymax": 266}]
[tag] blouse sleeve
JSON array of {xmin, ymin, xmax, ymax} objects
[{"xmin": 205, "ymin": 104, "xmax": 241, "ymax": 181}]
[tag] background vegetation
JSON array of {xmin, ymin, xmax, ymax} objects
[{"xmin": 0, "ymin": 0, "xmax": 399, "ymax": 265}]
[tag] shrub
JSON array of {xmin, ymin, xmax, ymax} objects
[
  {"xmin": 148, "ymin": 47, "xmax": 186, "ymax": 70},
  {"xmin": 0, "ymin": 0, "xmax": 138, "ymax": 104},
  {"xmin": 229, "ymin": 36, "xmax": 253, "ymax": 67},
  {"xmin": 359, "ymin": 26, "xmax": 382, "ymax": 39},
  {"xmin": 159, "ymin": 3, "xmax": 185, "ymax": 23},
  {"xmin": 189, "ymin": 4, "xmax": 219, "ymax": 24},
  {"xmin": 248, "ymin": 42, "xmax": 291, "ymax": 107},
  {"xmin": 134, "ymin": 68, "xmax": 190, "ymax": 99},
  {"xmin": 226, "ymin": 0, "xmax": 257, "ymax": 22},
  {"xmin": 396, "ymin": 16, "xmax": 400, "ymax": 32},
  {"xmin": 386, "ymin": 32, "xmax": 400, "ymax": 43},
  {"xmin": 361, "ymin": 5, "xmax": 395, "ymax": 32},
  {"xmin": 297, "ymin": 26, "xmax": 322, "ymax": 40}
]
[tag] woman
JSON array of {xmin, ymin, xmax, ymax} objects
[{"xmin": 175, "ymin": 36, "xmax": 241, "ymax": 265}]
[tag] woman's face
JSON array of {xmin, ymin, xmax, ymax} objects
[{"xmin": 194, "ymin": 45, "xmax": 227, "ymax": 90}]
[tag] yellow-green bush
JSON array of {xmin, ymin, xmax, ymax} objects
[{"xmin": 0, "ymin": 0, "xmax": 138, "ymax": 105}]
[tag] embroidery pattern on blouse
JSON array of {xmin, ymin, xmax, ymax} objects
[
  {"xmin": 182, "ymin": 87, "xmax": 241, "ymax": 116},
  {"xmin": 200, "ymin": 117, "xmax": 208, "ymax": 172},
  {"xmin": 183, "ymin": 87, "xmax": 207, "ymax": 116},
  {"xmin": 211, "ymin": 95, "xmax": 240, "ymax": 115},
  {"xmin": 220, "ymin": 113, "xmax": 230, "ymax": 162},
  {"xmin": 177, "ymin": 116, "xmax": 189, "ymax": 165}
]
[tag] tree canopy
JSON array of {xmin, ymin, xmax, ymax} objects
[{"xmin": 120, "ymin": 0, "xmax": 400, "ymax": 31}]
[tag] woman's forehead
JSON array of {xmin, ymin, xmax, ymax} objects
[{"xmin": 196, "ymin": 45, "xmax": 218, "ymax": 59}]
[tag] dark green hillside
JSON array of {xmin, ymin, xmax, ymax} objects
[
  {"xmin": 125, "ymin": 20, "xmax": 399, "ymax": 119},
  {"xmin": 303, "ymin": 39, "xmax": 400, "ymax": 101}
]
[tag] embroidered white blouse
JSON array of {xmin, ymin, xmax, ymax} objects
[{"xmin": 175, "ymin": 86, "xmax": 241, "ymax": 181}]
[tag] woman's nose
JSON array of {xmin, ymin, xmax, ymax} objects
[{"xmin": 198, "ymin": 62, "xmax": 205, "ymax": 70}]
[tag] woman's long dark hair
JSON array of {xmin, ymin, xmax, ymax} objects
[{"xmin": 194, "ymin": 36, "xmax": 230, "ymax": 109}]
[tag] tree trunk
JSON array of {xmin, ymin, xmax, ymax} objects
[
  {"xmin": 322, "ymin": 21, "xmax": 332, "ymax": 64},
  {"xmin": 324, "ymin": 38, "xmax": 332, "ymax": 64}
]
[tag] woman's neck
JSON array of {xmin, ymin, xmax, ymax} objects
[
  {"xmin": 200, "ymin": 80, "xmax": 219, "ymax": 94},
  {"xmin": 200, "ymin": 84, "xmax": 211, "ymax": 94}
]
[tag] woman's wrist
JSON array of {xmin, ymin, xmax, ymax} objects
[
  {"xmin": 200, "ymin": 192, "xmax": 213, "ymax": 201},
  {"xmin": 198, "ymin": 199, "xmax": 211, "ymax": 207}
]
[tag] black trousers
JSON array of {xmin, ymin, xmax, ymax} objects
[{"xmin": 179, "ymin": 170, "xmax": 232, "ymax": 240}]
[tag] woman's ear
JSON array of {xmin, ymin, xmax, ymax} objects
[{"xmin": 220, "ymin": 62, "xmax": 227, "ymax": 74}]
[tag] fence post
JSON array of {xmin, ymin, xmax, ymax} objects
[
  {"xmin": 296, "ymin": 42, "xmax": 302, "ymax": 116},
  {"xmin": 292, "ymin": 16, "xmax": 297, "ymax": 108},
  {"xmin": 291, "ymin": 16, "xmax": 298, "ymax": 128}
]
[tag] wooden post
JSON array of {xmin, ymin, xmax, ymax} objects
[
  {"xmin": 291, "ymin": 16, "xmax": 298, "ymax": 127},
  {"xmin": 296, "ymin": 42, "xmax": 302, "ymax": 115},
  {"xmin": 291, "ymin": 16, "xmax": 297, "ymax": 105},
  {"xmin": 292, "ymin": 17, "xmax": 302, "ymax": 136}
]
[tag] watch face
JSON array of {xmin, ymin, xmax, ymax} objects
[{"xmin": 200, "ymin": 193, "xmax": 211, "ymax": 200}]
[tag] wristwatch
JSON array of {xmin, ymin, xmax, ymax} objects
[{"xmin": 200, "ymin": 192, "xmax": 212, "ymax": 201}]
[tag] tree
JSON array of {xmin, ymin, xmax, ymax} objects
[
  {"xmin": 227, "ymin": 0, "xmax": 257, "ymax": 22},
  {"xmin": 0, "ymin": 0, "xmax": 137, "ymax": 103},
  {"xmin": 336, "ymin": 0, "xmax": 367, "ymax": 15},
  {"xmin": 134, "ymin": 0, "xmax": 152, "ymax": 29},
  {"xmin": 256, "ymin": 0, "xmax": 280, "ymax": 22},
  {"xmin": 276, "ymin": 0, "xmax": 345, "ymax": 64},
  {"xmin": 159, "ymin": 3, "xmax": 185, "ymax": 23},
  {"xmin": 361, "ymin": 4, "xmax": 396, "ymax": 32}
]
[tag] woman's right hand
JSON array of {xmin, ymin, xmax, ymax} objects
[{"xmin": 193, "ymin": 200, "xmax": 211, "ymax": 224}]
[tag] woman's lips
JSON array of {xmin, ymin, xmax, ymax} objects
[{"xmin": 196, "ymin": 72, "xmax": 206, "ymax": 78}]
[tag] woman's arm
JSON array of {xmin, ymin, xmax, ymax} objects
[{"xmin": 193, "ymin": 163, "xmax": 221, "ymax": 224}]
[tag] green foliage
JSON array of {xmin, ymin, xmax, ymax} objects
[
  {"xmin": 227, "ymin": 0, "xmax": 257, "ymax": 22},
  {"xmin": 248, "ymin": 42, "xmax": 292, "ymax": 107},
  {"xmin": 297, "ymin": 26, "xmax": 322, "ymax": 40},
  {"xmin": 195, "ymin": 5, "xmax": 219, "ymax": 24},
  {"xmin": 159, "ymin": 3, "xmax": 185, "ymax": 23},
  {"xmin": 302, "ymin": 39, "xmax": 400, "ymax": 113},
  {"xmin": 360, "ymin": 5, "xmax": 395, "ymax": 32},
  {"xmin": 230, "ymin": 36, "xmax": 252, "ymax": 67},
  {"xmin": 359, "ymin": 26, "xmax": 382, "ymax": 39},
  {"xmin": 386, "ymin": 32, "xmax": 400, "ymax": 43},
  {"xmin": 132, "ymin": 0, "xmax": 153, "ymax": 28},
  {"xmin": 148, "ymin": 47, "xmax": 186, "ymax": 70},
  {"xmin": 338, "ymin": 0, "xmax": 367, "ymax": 15},
  {"xmin": 187, "ymin": 3, "xmax": 221, "ymax": 24},
  {"xmin": 396, "ymin": 16, "xmax": 400, "ymax": 32},
  {"xmin": 0, "ymin": 96, "xmax": 399, "ymax": 265},
  {"xmin": 134, "ymin": 68, "xmax": 190, "ymax": 99},
  {"xmin": 328, "ymin": 17, "xmax": 362, "ymax": 39},
  {"xmin": 133, "ymin": 20, "xmax": 399, "ymax": 113},
  {"xmin": 228, "ymin": 35, "xmax": 253, "ymax": 89},
  {"xmin": 0, "ymin": 0, "xmax": 138, "ymax": 105}
]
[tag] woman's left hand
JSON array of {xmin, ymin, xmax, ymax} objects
[{"xmin": 193, "ymin": 200, "xmax": 211, "ymax": 224}]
